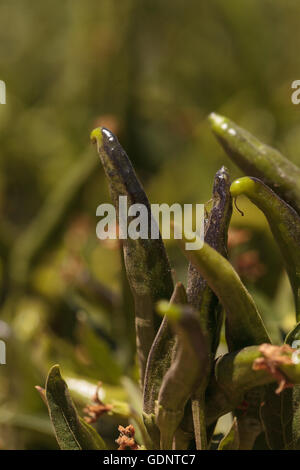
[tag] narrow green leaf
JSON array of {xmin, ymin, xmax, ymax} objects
[{"xmin": 45, "ymin": 365, "xmax": 106, "ymax": 450}]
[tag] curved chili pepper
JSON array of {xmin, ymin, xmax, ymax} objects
[
  {"xmin": 187, "ymin": 166, "xmax": 232, "ymax": 448},
  {"xmin": 181, "ymin": 236, "xmax": 270, "ymax": 351},
  {"xmin": 230, "ymin": 176, "xmax": 300, "ymax": 321},
  {"xmin": 155, "ymin": 301, "xmax": 209, "ymax": 450},
  {"xmin": 209, "ymin": 112, "xmax": 300, "ymax": 215},
  {"xmin": 143, "ymin": 282, "xmax": 187, "ymax": 448},
  {"xmin": 91, "ymin": 127, "xmax": 173, "ymax": 385}
]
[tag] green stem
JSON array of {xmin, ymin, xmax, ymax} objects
[{"xmin": 192, "ymin": 396, "xmax": 207, "ymax": 450}]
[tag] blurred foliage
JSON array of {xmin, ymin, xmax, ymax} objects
[{"xmin": 0, "ymin": 0, "xmax": 299, "ymax": 449}]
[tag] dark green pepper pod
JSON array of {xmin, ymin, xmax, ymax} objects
[
  {"xmin": 230, "ymin": 176, "xmax": 300, "ymax": 321},
  {"xmin": 187, "ymin": 166, "xmax": 232, "ymax": 447},
  {"xmin": 181, "ymin": 236, "xmax": 270, "ymax": 351},
  {"xmin": 230, "ymin": 176, "xmax": 300, "ymax": 449},
  {"xmin": 187, "ymin": 166, "xmax": 232, "ymax": 350},
  {"xmin": 143, "ymin": 282, "xmax": 187, "ymax": 448},
  {"xmin": 91, "ymin": 128, "xmax": 174, "ymax": 385},
  {"xmin": 209, "ymin": 112, "xmax": 300, "ymax": 215},
  {"xmin": 155, "ymin": 302, "xmax": 209, "ymax": 450},
  {"xmin": 182, "ymin": 232, "xmax": 271, "ymax": 447}
]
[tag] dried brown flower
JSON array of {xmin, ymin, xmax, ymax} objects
[
  {"xmin": 83, "ymin": 382, "xmax": 113, "ymax": 424},
  {"xmin": 253, "ymin": 343, "xmax": 294, "ymax": 394},
  {"xmin": 116, "ymin": 425, "xmax": 140, "ymax": 450}
]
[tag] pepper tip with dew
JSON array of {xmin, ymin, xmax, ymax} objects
[
  {"xmin": 90, "ymin": 127, "xmax": 103, "ymax": 147},
  {"xmin": 208, "ymin": 112, "xmax": 230, "ymax": 134},
  {"xmin": 230, "ymin": 177, "xmax": 256, "ymax": 198}
]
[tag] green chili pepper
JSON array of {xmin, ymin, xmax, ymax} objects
[
  {"xmin": 181, "ymin": 230, "xmax": 271, "ymax": 447},
  {"xmin": 155, "ymin": 301, "xmax": 209, "ymax": 450},
  {"xmin": 187, "ymin": 166, "xmax": 232, "ymax": 348},
  {"xmin": 230, "ymin": 176, "xmax": 300, "ymax": 448},
  {"xmin": 119, "ymin": 246, "xmax": 136, "ymax": 366},
  {"xmin": 91, "ymin": 128, "xmax": 173, "ymax": 385},
  {"xmin": 230, "ymin": 176, "xmax": 300, "ymax": 321},
  {"xmin": 209, "ymin": 112, "xmax": 300, "ymax": 215},
  {"xmin": 181, "ymin": 236, "xmax": 270, "ymax": 351},
  {"xmin": 186, "ymin": 166, "xmax": 232, "ymax": 448},
  {"xmin": 143, "ymin": 281, "xmax": 187, "ymax": 449}
]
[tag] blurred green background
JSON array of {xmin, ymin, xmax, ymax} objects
[{"xmin": 0, "ymin": 0, "xmax": 300, "ymax": 449}]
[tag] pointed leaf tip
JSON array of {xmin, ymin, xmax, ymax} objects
[
  {"xmin": 46, "ymin": 364, "xmax": 106, "ymax": 450},
  {"xmin": 90, "ymin": 127, "xmax": 103, "ymax": 146}
]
